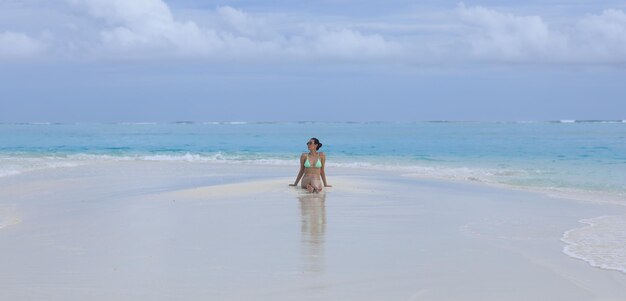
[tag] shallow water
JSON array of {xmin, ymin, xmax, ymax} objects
[{"xmin": 1, "ymin": 121, "xmax": 625, "ymax": 201}]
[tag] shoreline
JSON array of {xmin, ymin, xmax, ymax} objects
[{"xmin": 1, "ymin": 157, "xmax": 625, "ymax": 207}]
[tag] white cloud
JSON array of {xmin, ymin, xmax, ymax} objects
[
  {"xmin": 216, "ymin": 6, "xmax": 260, "ymax": 36},
  {"xmin": 303, "ymin": 27, "xmax": 400, "ymax": 59},
  {"xmin": 67, "ymin": 0, "xmax": 220, "ymax": 57},
  {"xmin": 457, "ymin": 4, "xmax": 626, "ymax": 63},
  {"xmin": 2, "ymin": 1, "xmax": 626, "ymax": 64},
  {"xmin": 575, "ymin": 9, "xmax": 626, "ymax": 62},
  {"xmin": 457, "ymin": 4, "xmax": 569, "ymax": 61},
  {"xmin": 0, "ymin": 31, "xmax": 45, "ymax": 59},
  {"xmin": 64, "ymin": 0, "xmax": 399, "ymax": 60}
]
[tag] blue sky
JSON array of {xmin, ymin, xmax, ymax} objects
[{"xmin": 1, "ymin": 0, "xmax": 625, "ymax": 122}]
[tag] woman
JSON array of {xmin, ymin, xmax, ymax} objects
[{"xmin": 290, "ymin": 138, "xmax": 332, "ymax": 193}]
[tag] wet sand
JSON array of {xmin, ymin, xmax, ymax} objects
[{"xmin": 1, "ymin": 161, "xmax": 626, "ymax": 300}]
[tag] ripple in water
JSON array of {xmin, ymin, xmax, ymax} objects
[{"xmin": 0, "ymin": 205, "xmax": 21, "ymax": 229}]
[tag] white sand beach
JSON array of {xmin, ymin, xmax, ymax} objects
[{"xmin": 1, "ymin": 161, "xmax": 626, "ymax": 300}]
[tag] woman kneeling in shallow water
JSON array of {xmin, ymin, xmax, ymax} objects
[{"xmin": 289, "ymin": 137, "xmax": 331, "ymax": 193}]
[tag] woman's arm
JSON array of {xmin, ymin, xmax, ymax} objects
[
  {"xmin": 320, "ymin": 152, "xmax": 332, "ymax": 187},
  {"xmin": 290, "ymin": 154, "xmax": 306, "ymax": 186}
]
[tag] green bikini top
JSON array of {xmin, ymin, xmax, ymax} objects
[{"xmin": 304, "ymin": 153, "xmax": 322, "ymax": 168}]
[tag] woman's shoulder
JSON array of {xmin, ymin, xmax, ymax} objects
[{"xmin": 319, "ymin": 152, "xmax": 326, "ymax": 157}]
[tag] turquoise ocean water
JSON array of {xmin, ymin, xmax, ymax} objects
[{"xmin": 1, "ymin": 121, "xmax": 625, "ymax": 202}]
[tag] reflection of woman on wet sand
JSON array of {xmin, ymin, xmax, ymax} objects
[
  {"xmin": 290, "ymin": 137, "xmax": 331, "ymax": 193},
  {"xmin": 299, "ymin": 193, "xmax": 326, "ymax": 273},
  {"xmin": 299, "ymin": 194, "xmax": 326, "ymax": 240}
]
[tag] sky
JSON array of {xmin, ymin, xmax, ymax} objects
[{"xmin": 1, "ymin": 0, "xmax": 625, "ymax": 122}]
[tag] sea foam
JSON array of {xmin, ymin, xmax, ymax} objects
[
  {"xmin": 562, "ymin": 215, "xmax": 626, "ymax": 274},
  {"xmin": 0, "ymin": 157, "xmax": 83, "ymax": 178}
]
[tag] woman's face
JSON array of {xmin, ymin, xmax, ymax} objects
[{"xmin": 307, "ymin": 140, "xmax": 317, "ymax": 151}]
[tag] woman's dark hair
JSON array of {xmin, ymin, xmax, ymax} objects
[{"xmin": 311, "ymin": 137, "xmax": 322, "ymax": 150}]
